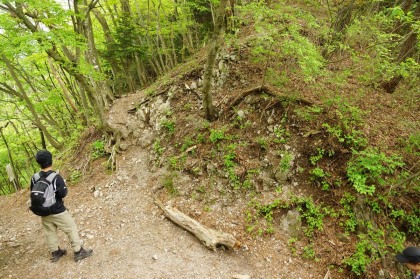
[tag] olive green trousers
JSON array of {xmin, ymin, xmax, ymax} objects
[{"xmin": 41, "ymin": 210, "xmax": 81, "ymax": 253}]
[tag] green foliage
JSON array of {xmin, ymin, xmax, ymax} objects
[
  {"xmin": 294, "ymin": 106, "xmax": 323, "ymax": 122},
  {"xmin": 161, "ymin": 119, "xmax": 176, "ymax": 135},
  {"xmin": 246, "ymin": 196, "xmax": 327, "ymax": 238},
  {"xmin": 386, "ymin": 227, "xmax": 406, "ymax": 252},
  {"xmin": 256, "ymin": 137, "xmax": 269, "ymax": 151},
  {"xmin": 243, "ymin": 169, "xmax": 259, "ymax": 190},
  {"xmin": 339, "ymin": 192, "xmax": 358, "ymax": 233},
  {"xmin": 310, "ymin": 167, "xmax": 330, "ymax": 191},
  {"xmin": 322, "ymin": 99, "xmax": 367, "ymax": 149},
  {"xmin": 91, "ymin": 140, "xmax": 106, "ymax": 159},
  {"xmin": 180, "ymin": 137, "xmax": 195, "ymax": 152},
  {"xmin": 310, "ymin": 148, "xmax": 325, "ymax": 166},
  {"xmin": 239, "ymin": 1, "xmax": 325, "ymax": 84},
  {"xmin": 265, "ymin": 68, "xmax": 289, "ymax": 87},
  {"xmin": 297, "ymin": 197, "xmax": 326, "ymax": 238},
  {"xmin": 246, "ymin": 198, "xmax": 289, "ymax": 235},
  {"xmin": 278, "ymin": 151, "xmax": 293, "ymax": 173},
  {"xmin": 69, "ymin": 170, "xmax": 82, "ymax": 184},
  {"xmin": 153, "ymin": 140, "xmax": 165, "ymax": 156},
  {"xmin": 302, "ymin": 243, "xmax": 318, "ymax": 261},
  {"xmin": 390, "ymin": 206, "xmax": 420, "ymax": 237},
  {"xmin": 273, "ymin": 126, "xmax": 289, "ymax": 144},
  {"xmin": 169, "ymin": 155, "xmax": 186, "ymax": 171},
  {"xmin": 343, "ymin": 234, "xmax": 379, "ymax": 276},
  {"xmin": 345, "ymin": 6, "xmax": 420, "ymax": 87},
  {"xmin": 163, "ymin": 172, "xmax": 179, "ymax": 196},
  {"xmin": 223, "ymin": 144, "xmax": 240, "ymax": 188},
  {"xmin": 405, "ymin": 132, "xmax": 420, "ymax": 156},
  {"xmin": 209, "ymin": 128, "xmax": 227, "ymax": 143},
  {"xmin": 347, "ymin": 148, "xmax": 404, "ymax": 195},
  {"xmin": 343, "ymin": 223, "xmax": 393, "ymax": 276},
  {"xmin": 288, "ymin": 237, "xmax": 298, "ymax": 255}
]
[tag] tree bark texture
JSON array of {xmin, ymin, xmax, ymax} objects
[
  {"xmin": 202, "ymin": 0, "xmax": 229, "ymax": 121},
  {"xmin": 155, "ymin": 200, "xmax": 240, "ymax": 250}
]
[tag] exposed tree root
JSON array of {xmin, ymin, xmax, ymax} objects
[
  {"xmin": 104, "ymin": 130, "xmax": 121, "ymax": 171},
  {"xmin": 222, "ymin": 85, "xmax": 312, "ymax": 116}
]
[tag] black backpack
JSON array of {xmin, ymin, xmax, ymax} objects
[{"xmin": 30, "ymin": 172, "xmax": 58, "ymax": 216}]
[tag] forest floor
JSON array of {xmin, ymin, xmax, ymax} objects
[
  {"xmin": 0, "ymin": 87, "xmax": 417, "ymax": 279},
  {"xmin": 0, "ymin": 90, "xmax": 345, "ymax": 279},
  {"xmin": 0, "ymin": 92, "xmax": 338, "ymax": 279}
]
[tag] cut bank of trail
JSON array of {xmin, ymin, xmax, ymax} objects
[{"xmin": 0, "ymin": 91, "xmax": 334, "ymax": 279}]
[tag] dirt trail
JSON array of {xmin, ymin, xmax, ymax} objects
[{"xmin": 0, "ymin": 92, "xmax": 329, "ymax": 279}]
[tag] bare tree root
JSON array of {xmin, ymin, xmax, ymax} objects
[
  {"xmin": 154, "ymin": 199, "xmax": 241, "ymax": 251},
  {"xmin": 104, "ymin": 130, "xmax": 121, "ymax": 171},
  {"xmin": 222, "ymin": 85, "xmax": 312, "ymax": 116},
  {"xmin": 387, "ymin": 169, "xmax": 420, "ymax": 195}
]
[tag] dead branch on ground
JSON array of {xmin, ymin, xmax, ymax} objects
[{"xmin": 154, "ymin": 199, "xmax": 241, "ymax": 251}]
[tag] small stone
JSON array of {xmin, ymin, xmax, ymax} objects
[
  {"xmin": 86, "ymin": 234, "xmax": 94, "ymax": 240},
  {"xmin": 190, "ymin": 81, "xmax": 197, "ymax": 90},
  {"xmin": 232, "ymin": 274, "xmax": 251, "ymax": 279},
  {"xmin": 338, "ymin": 234, "xmax": 351, "ymax": 243},
  {"xmin": 119, "ymin": 143, "xmax": 128, "ymax": 151},
  {"xmin": 237, "ymin": 110, "xmax": 245, "ymax": 118}
]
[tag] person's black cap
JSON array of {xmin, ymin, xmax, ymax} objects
[
  {"xmin": 35, "ymin": 150, "xmax": 53, "ymax": 169},
  {"xmin": 395, "ymin": 247, "xmax": 420, "ymax": 264}
]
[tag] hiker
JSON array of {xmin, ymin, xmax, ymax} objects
[
  {"xmin": 395, "ymin": 246, "xmax": 420, "ymax": 279},
  {"xmin": 29, "ymin": 149, "xmax": 93, "ymax": 262}
]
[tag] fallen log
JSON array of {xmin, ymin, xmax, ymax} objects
[
  {"xmin": 155, "ymin": 200, "xmax": 241, "ymax": 251},
  {"xmin": 324, "ymin": 270, "xmax": 332, "ymax": 279}
]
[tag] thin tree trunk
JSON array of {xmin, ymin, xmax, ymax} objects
[
  {"xmin": 0, "ymin": 123, "xmax": 21, "ymax": 191},
  {"xmin": 157, "ymin": 0, "xmax": 175, "ymax": 69},
  {"xmin": 202, "ymin": 0, "xmax": 229, "ymax": 121},
  {"xmin": 382, "ymin": 1, "xmax": 419, "ymax": 93},
  {"xmin": 135, "ymin": 54, "xmax": 150, "ymax": 86},
  {"xmin": 48, "ymin": 60, "xmax": 78, "ymax": 114},
  {"xmin": 81, "ymin": 0, "xmax": 114, "ymax": 105},
  {"xmin": 1, "ymin": 55, "xmax": 64, "ymax": 150},
  {"xmin": 2, "ymin": 2, "xmax": 110, "ymax": 131},
  {"xmin": 92, "ymin": 9, "xmax": 126, "ymax": 95}
]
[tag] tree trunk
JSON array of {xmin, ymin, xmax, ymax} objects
[
  {"xmin": 80, "ymin": 0, "xmax": 114, "ymax": 105},
  {"xmin": 2, "ymin": 2, "xmax": 111, "ymax": 131},
  {"xmin": 0, "ymin": 123, "xmax": 21, "ymax": 191},
  {"xmin": 92, "ymin": 9, "xmax": 126, "ymax": 95},
  {"xmin": 202, "ymin": 0, "xmax": 229, "ymax": 121},
  {"xmin": 382, "ymin": 1, "xmax": 419, "ymax": 93},
  {"xmin": 157, "ymin": 0, "xmax": 175, "ymax": 69},
  {"xmin": 1, "ymin": 55, "xmax": 64, "ymax": 150},
  {"xmin": 47, "ymin": 59, "xmax": 79, "ymax": 114}
]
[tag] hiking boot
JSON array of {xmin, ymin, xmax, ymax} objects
[
  {"xmin": 51, "ymin": 248, "xmax": 67, "ymax": 262},
  {"xmin": 74, "ymin": 247, "xmax": 93, "ymax": 262}
]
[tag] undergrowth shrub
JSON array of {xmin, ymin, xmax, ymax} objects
[
  {"xmin": 238, "ymin": 1, "xmax": 326, "ymax": 83},
  {"xmin": 343, "ymin": 233, "xmax": 380, "ymax": 276},
  {"xmin": 91, "ymin": 139, "xmax": 106, "ymax": 159},
  {"xmin": 346, "ymin": 148, "xmax": 404, "ymax": 195}
]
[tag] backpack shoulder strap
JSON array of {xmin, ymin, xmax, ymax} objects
[
  {"xmin": 32, "ymin": 172, "xmax": 41, "ymax": 185},
  {"xmin": 45, "ymin": 172, "xmax": 58, "ymax": 183},
  {"xmin": 34, "ymin": 172, "xmax": 41, "ymax": 181}
]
